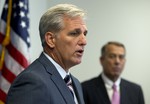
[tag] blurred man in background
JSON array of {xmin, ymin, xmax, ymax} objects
[{"xmin": 82, "ymin": 41, "xmax": 145, "ymax": 104}]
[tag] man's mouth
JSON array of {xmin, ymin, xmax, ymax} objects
[{"xmin": 76, "ymin": 49, "xmax": 84, "ymax": 56}]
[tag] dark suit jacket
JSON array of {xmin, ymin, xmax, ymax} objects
[
  {"xmin": 6, "ymin": 53, "xmax": 85, "ymax": 104},
  {"xmin": 82, "ymin": 74, "xmax": 145, "ymax": 104}
]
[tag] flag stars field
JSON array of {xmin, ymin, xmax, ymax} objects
[
  {"xmin": 21, "ymin": 21, "xmax": 26, "ymax": 28},
  {"xmin": 20, "ymin": 11, "xmax": 25, "ymax": 18},
  {"xmin": 19, "ymin": 1, "xmax": 24, "ymax": 8}
]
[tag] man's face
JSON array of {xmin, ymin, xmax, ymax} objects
[
  {"xmin": 53, "ymin": 16, "xmax": 87, "ymax": 70},
  {"xmin": 100, "ymin": 44, "xmax": 126, "ymax": 81}
]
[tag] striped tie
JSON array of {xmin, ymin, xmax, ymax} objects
[
  {"xmin": 64, "ymin": 75, "xmax": 78, "ymax": 104},
  {"xmin": 64, "ymin": 75, "xmax": 74, "ymax": 97}
]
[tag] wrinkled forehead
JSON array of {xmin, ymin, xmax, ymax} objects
[{"xmin": 105, "ymin": 44, "xmax": 125, "ymax": 54}]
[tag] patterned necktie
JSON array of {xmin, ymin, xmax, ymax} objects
[
  {"xmin": 64, "ymin": 75, "xmax": 74, "ymax": 97},
  {"xmin": 112, "ymin": 84, "xmax": 120, "ymax": 104},
  {"xmin": 64, "ymin": 75, "xmax": 78, "ymax": 104}
]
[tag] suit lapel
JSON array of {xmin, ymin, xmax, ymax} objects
[
  {"xmin": 51, "ymin": 74, "xmax": 75, "ymax": 104},
  {"xmin": 38, "ymin": 53, "xmax": 75, "ymax": 104},
  {"xmin": 71, "ymin": 75, "xmax": 84, "ymax": 104},
  {"xmin": 98, "ymin": 75, "xmax": 111, "ymax": 104},
  {"xmin": 120, "ymin": 79, "xmax": 130, "ymax": 104}
]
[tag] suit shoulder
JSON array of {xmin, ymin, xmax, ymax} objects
[
  {"xmin": 121, "ymin": 78, "xmax": 142, "ymax": 90},
  {"xmin": 81, "ymin": 76, "xmax": 100, "ymax": 87}
]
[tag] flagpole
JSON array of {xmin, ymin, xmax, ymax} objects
[{"xmin": 0, "ymin": 0, "xmax": 12, "ymax": 70}]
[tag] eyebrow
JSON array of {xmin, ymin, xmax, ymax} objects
[{"xmin": 74, "ymin": 28, "xmax": 88, "ymax": 35}]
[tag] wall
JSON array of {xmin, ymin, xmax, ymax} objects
[
  {"xmin": 47, "ymin": 1, "xmax": 150, "ymax": 104},
  {"xmin": 0, "ymin": 0, "xmax": 150, "ymax": 103}
]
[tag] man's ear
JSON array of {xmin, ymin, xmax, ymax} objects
[
  {"xmin": 100, "ymin": 56, "xmax": 103, "ymax": 64},
  {"xmin": 45, "ymin": 32, "xmax": 55, "ymax": 48}
]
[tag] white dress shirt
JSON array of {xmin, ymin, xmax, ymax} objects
[{"xmin": 101, "ymin": 72, "xmax": 121, "ymax": 102}]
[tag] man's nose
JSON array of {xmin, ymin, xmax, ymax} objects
[
  {"xmin": 79, "ymin": 34, "xmax": 87, "ymax": 45},
  {"xmin": 114, "ymin": 57, "xmax": 121, "ymax": 65}
]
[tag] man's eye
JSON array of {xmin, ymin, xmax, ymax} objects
[
  {"xmin": 68, "ymin": 31, "xmax": 80, "ymax": 36},
  {"xmin": 119, "ymin": 55, "xmax": 125, "ymax": 59},
  {"xmin": 70, "ymin": 32, "xmax": 78, "ymax": 35},
  {"xmin": 109, "ymin": 55, "xmax": 116, "ymax": 58},
  {"xmin": 84, "ymin": 30, "xmax": 88, "ymax": 36}
]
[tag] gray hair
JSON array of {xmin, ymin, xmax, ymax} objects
[
  {"xmin": 39, "ymin": 4, "xmax": 87, "ymax": 47},
  {"xmin": 101, "ymin": 41, "xmax": 126, "ymax": 56}
]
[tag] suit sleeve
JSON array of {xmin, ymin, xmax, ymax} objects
[
  {"xmin": 6, "ymin": 72, "xmax": 49, "ymax": 104},
  {"xmin": 138, "ymin": 86, "xmax": 145, "ymax": 104}
]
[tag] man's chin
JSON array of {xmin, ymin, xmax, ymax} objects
[{"xmin": 74, "ymin": 60, "xmax": 82, "ymax": 65}]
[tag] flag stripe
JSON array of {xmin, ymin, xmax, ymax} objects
[
  {"xmin": 0, "ymin": 32, "xmax": 4, "ymax": 43},
  {"xmin": 0, "ymin": 17, "xmax": 6, "ymax": 37},
  {"xmin": 2, "ymin": 64, "xmax": 16, "ymax": 83},
  {"xmin": 6, "ymin": 43, "xmax": 28, "ymax": 68},
  {"xmin": 0, "ymin": 76, "xmax": 11, "ymax": 94},
  {"xmin": 0, "ymin": 19, "xmax": 6, "ymax": 44},
  {"xmin": 0, "ymin": 89, "xmax": 6, "ymax": 102},
  {"xmin": 10, "ymin": 28, "xmax": 30, "ymax": 61},
  {"xmin": 5, "ymin": 50, "xmax": 24, "ymax": 76}
]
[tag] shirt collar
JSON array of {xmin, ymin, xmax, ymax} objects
[
  {"xmin": 102, "ymin": 72, "xmax": 121, "ymax": 88},
  {"xmin": 43, "ymin": 52, "xmax": 69, "ymax": 79}
]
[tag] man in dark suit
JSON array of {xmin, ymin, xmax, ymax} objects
[
  {"xmin": 82, "ymin": 41, "xmax": 145, "ymax": 104},
  {"xmin": 6, "ymin": 3, "xmax": 88, "ymax": 104}
]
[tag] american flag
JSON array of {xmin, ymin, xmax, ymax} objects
[{"xmin": 0, "ymin": 0, "xmax": 30, "ymax": 103}]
